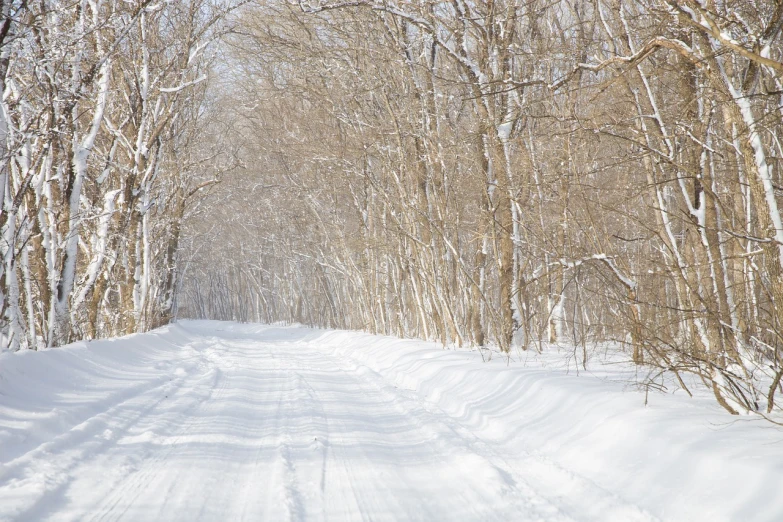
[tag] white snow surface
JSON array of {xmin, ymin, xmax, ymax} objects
[{"xmin": 0, "ymin": 320, "xmax": 781, "ymax": 521}]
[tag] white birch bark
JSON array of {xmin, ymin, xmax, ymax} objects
[{"xmin": 51, "ymin": 56, "xmax": 111, "ymax": 346}]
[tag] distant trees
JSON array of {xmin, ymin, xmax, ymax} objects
[
  {"xmin": 0, "ymin": 0, "xmax": 239, "ymax": 349},
  {"xmin": 177, "ymin": 0, "xmax": 783, "ymax": 416}
]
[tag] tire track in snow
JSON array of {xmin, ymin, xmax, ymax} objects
[
  {"xmin": 257, "ymin": 348, "xmax": 295, "ymax": 522},
  {"xmin": 88, "ymin": 339, "xmax": 282, "ymax": 522},
  {"xmin": 88, "ymin": 366, "xmax": 227, "ymax": 522},
  {"xmin": 291, "ymin": 370, "xmax": 330, "ymax": 520},
  {"xmin": 263, "ymin": 348, "xmax": 331, "ymax": 521}
]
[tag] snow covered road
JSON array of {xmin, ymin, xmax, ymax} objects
[{"xmin": 1, "ymin": 322, "xmax": 782, "ymax": 521}]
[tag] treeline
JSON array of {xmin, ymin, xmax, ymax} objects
[
  {"xmin": 180, "ymin": 0, "xmax": 783, "ymax": 416},
  {"xmin": 0, "ymin": 1, "xmax": 238, "ymax": 349}
]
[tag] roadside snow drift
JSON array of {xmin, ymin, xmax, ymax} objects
[{"xmin": 0, "ymin": 321, "xmax": 780, "ymax": 521}]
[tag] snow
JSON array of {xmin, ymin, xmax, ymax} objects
[
  {"xmin": 497, "ymin": 120, "xmax": 513, "ymax": 141},
  {"xmin": 1, "ymin": 321, "xmax": 782, "ymax": 521}
]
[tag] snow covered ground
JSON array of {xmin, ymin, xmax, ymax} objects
[{"xmin": 0, "ymin": 321, "xmax": 781, "ymax": 521}]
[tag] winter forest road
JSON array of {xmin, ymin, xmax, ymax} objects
[{"xmin": 1, "ymin": 323, "xmax": 661, "ymax": 522}]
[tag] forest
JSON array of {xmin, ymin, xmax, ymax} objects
[{"xmin": 3, "ymin": 0, "xmax": 783, "ymax": 418}]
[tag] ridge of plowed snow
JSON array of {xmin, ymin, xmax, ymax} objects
[{"xmin": 0, "ymin": 321, "xmax": 780, "ymax": 521}]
